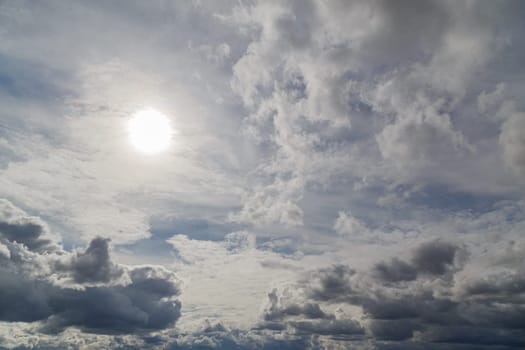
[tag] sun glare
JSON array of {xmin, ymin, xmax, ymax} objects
[{"xmin": 127, "ymin": 109, "xmax": 172, "ymax": 155}]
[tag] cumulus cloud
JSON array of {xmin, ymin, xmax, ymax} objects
[
  {"xmin": 0, "ymin": 199, "xmax": 58, "ymax": 253},
  {"xmin": 306, "ymin": 265, "xmax": 355, "ymax": 303},
  {"xmin": 225, "ymin": 0, "xmax": 525, "ymax": 220},
  {"xmin": 333, "ymin": 211, "xmax": 369, "ymax": 237},
  {"xmin": 263, "ymin": 289, "xmax": 333, "ymax": 322},
  {"xmin": 411, "ymin": 240, "xmax": 460, "ymax": 275},
  {"xmin": 373, "ymin": 258, "xmax": 418, "ymax": 282},
  {"xmin": 253, "ymin": 240, "xmax": 525, "ymax": 348},
  {"xmin": 229, "ymin": 179, "xmax": 305, "ymax": 227},
  {"xmin": 41, "ymin": 266, "xmax": 181, "ymax": 334},
  {"xmin": 464, "ymin": 272, "xmax": 525, "ymax": 298},
  {"xmin": 55, "ymin": 237, "xmax": 124, "ymax": 284},
  {"xmin": 258, "ymin": 284, "xmax": 365, "ymax": 343},
  {"xmin": 375, "ymin": 95, "xmax": 473, "ymax": 172},
  {"xmin": 373, "ymin": 240, "xmax": 463, "ymax": 282},
  {"xmin": 0, "ymin": 199, "xmax": 181, "ymax": 336}
]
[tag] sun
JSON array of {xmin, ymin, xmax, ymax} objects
[{"xmin": 127, "ymin": 109, "xmax": 172, "ymax": 154}]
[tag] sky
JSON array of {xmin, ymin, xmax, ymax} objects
[{"xmin": 0, "ymin": 0, "xmax": 525, "ymax": 349}]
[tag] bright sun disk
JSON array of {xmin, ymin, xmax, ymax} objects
[{"xmin": 127, "ymin": 109, "xmax": 172, "ymax": 154}]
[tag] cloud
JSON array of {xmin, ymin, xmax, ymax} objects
[
  {"xmin": 56, "ymin": 237, "xmax": 124, "ymax": 284},
  {"xmin": 306, "ymin": 265, "xmax": 355, "ymax": 302},
  {"xmin": 464, "ymin": 272, "xmax": 525, "ymax": 298},
  {"xmin": 373, "ymin": 258, "xmax": 418, "ymax": 282},
  {"xmin": 167, "ymin": 232, "xmax": 306, "ymax": 332},
  {"xmin": 225, "ymin": 0, "xmax": 525, "ymax": 226},
  {"xmin": 41, "ymin": 266, "xmax": 181, "ymax": 334},
  {"xmin": 1, "ymin": 1, "xmax": 525, "ymax": 349},
  {"xmin": 375, "ymin": 95, "xmax": 473, "ymax": 172},
  {"xmin": 500, "ymin": 110, "xmax": 525, "ymax": 179},
  {"xmin": 369, "ymin": 319, "xmax": 420, "ymax": 341},
  {"xmin": 373, "ymin": 240, "xmax": 464, "ymax": 282},
  {"xmin": 0, "ymin": 199, "xmax": 182, "ymax": 336},
  {"xmin": 252, "ymin": 240, "xmax": 525, "ymax": 348},
  {"xmin": 333, "ymin": 211, "xmax": 369, "ymax": 237},
  {"xmin": 291, "ymin": 319, "xmax": 364, "ymax": 337},
  {"xmin": 229, "ymin": 179, "xmax": 305, "ymax": 227},
  {"xmin": 411, "ymin": 240, "xmax": 460, "ymax": 275},
  {"xmin": 0, "ymin": 1, "xmax": 248, "ymax": 245},
  {"xmin": 263, "ymin": 289, "xmax": 333, "ymax": 322},
  {"xmin": 0, "ymin": 199, "xmax": 58, "ymax": 253}
]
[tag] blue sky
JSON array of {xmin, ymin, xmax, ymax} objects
[{"xmin": 0, "ymin": 1, "xmax": 525, "ymax": 349}]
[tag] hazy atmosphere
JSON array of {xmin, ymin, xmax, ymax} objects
[{"xmin": 1, "ymin": 1, "xmax": 525, "ymax": 349}]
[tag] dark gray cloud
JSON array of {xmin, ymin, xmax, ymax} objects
[
  {"xmin": 0, "ymin": 199, "xmax": 57, "ymax": 253},
  {"xmin": 258, "ymin": 281, "xmax": 365, "ymax": 341},
  {"xmin": 0, "ymin": 200, "xmax": 181, "ymax": 336},
  {"xmin": 369, "ymin": 319, "xmax": 420, "ymax": 341},
  {"xmin": 306, "ymin": 264, "xmax": 355, "ymax": 302},
  {"xmin": 422, "ymin": 326, "xmax": 525, "ymax": 348},
  {"xmin": 56, "ymin": 236, "xmax": 124, "ymax": 284},
  {"xmin": 41, "ymin": 266, "xmax": 181, "ymax": 334},
  {"xmin": 0, "ymin": 265, "xmax": 181, "ymax": 334},
  {"xmin": 373, "ymin": 241, "xmax": 462, "ymax": 282},
  {"xmin": 373, "ymin": 258, "xmax": 418, "ymax": 282},
  {"xmin": 464, "ymin": 273, "xmax": 525, "ymax": 297},
  {"xmin": 411, "ymin": 241, "xmax": 458, "ymax": 275},
  {"xmin": 0, "ymin": 270, "xmax": 53, "ymax": 323},
  {"xmin": 0, "ymin": 220, "xmax": 53, "ymax": 252},
  {"xmin": 253, "ymin": 241, "xmax": 525, "ymax": 348},
  {"xmin": 166, "ymin": 332, "xmax": 310, "ymax": 350},
  {"xmin": 290, "ymin": 319, "xmax": 364, "ymax": 337},
  {"xmin": 263, "ymin": 289, "xmax": 333, "ymax": 322}
]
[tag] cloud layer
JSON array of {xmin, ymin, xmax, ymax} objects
[{"xmin": 1, "ymin": 0, "xmax": 525, "ymax": 349}]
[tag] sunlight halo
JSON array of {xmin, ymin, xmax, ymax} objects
[{"xmin": 127, "ymin": 109, "xmax": 172, "ymax": 155}]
